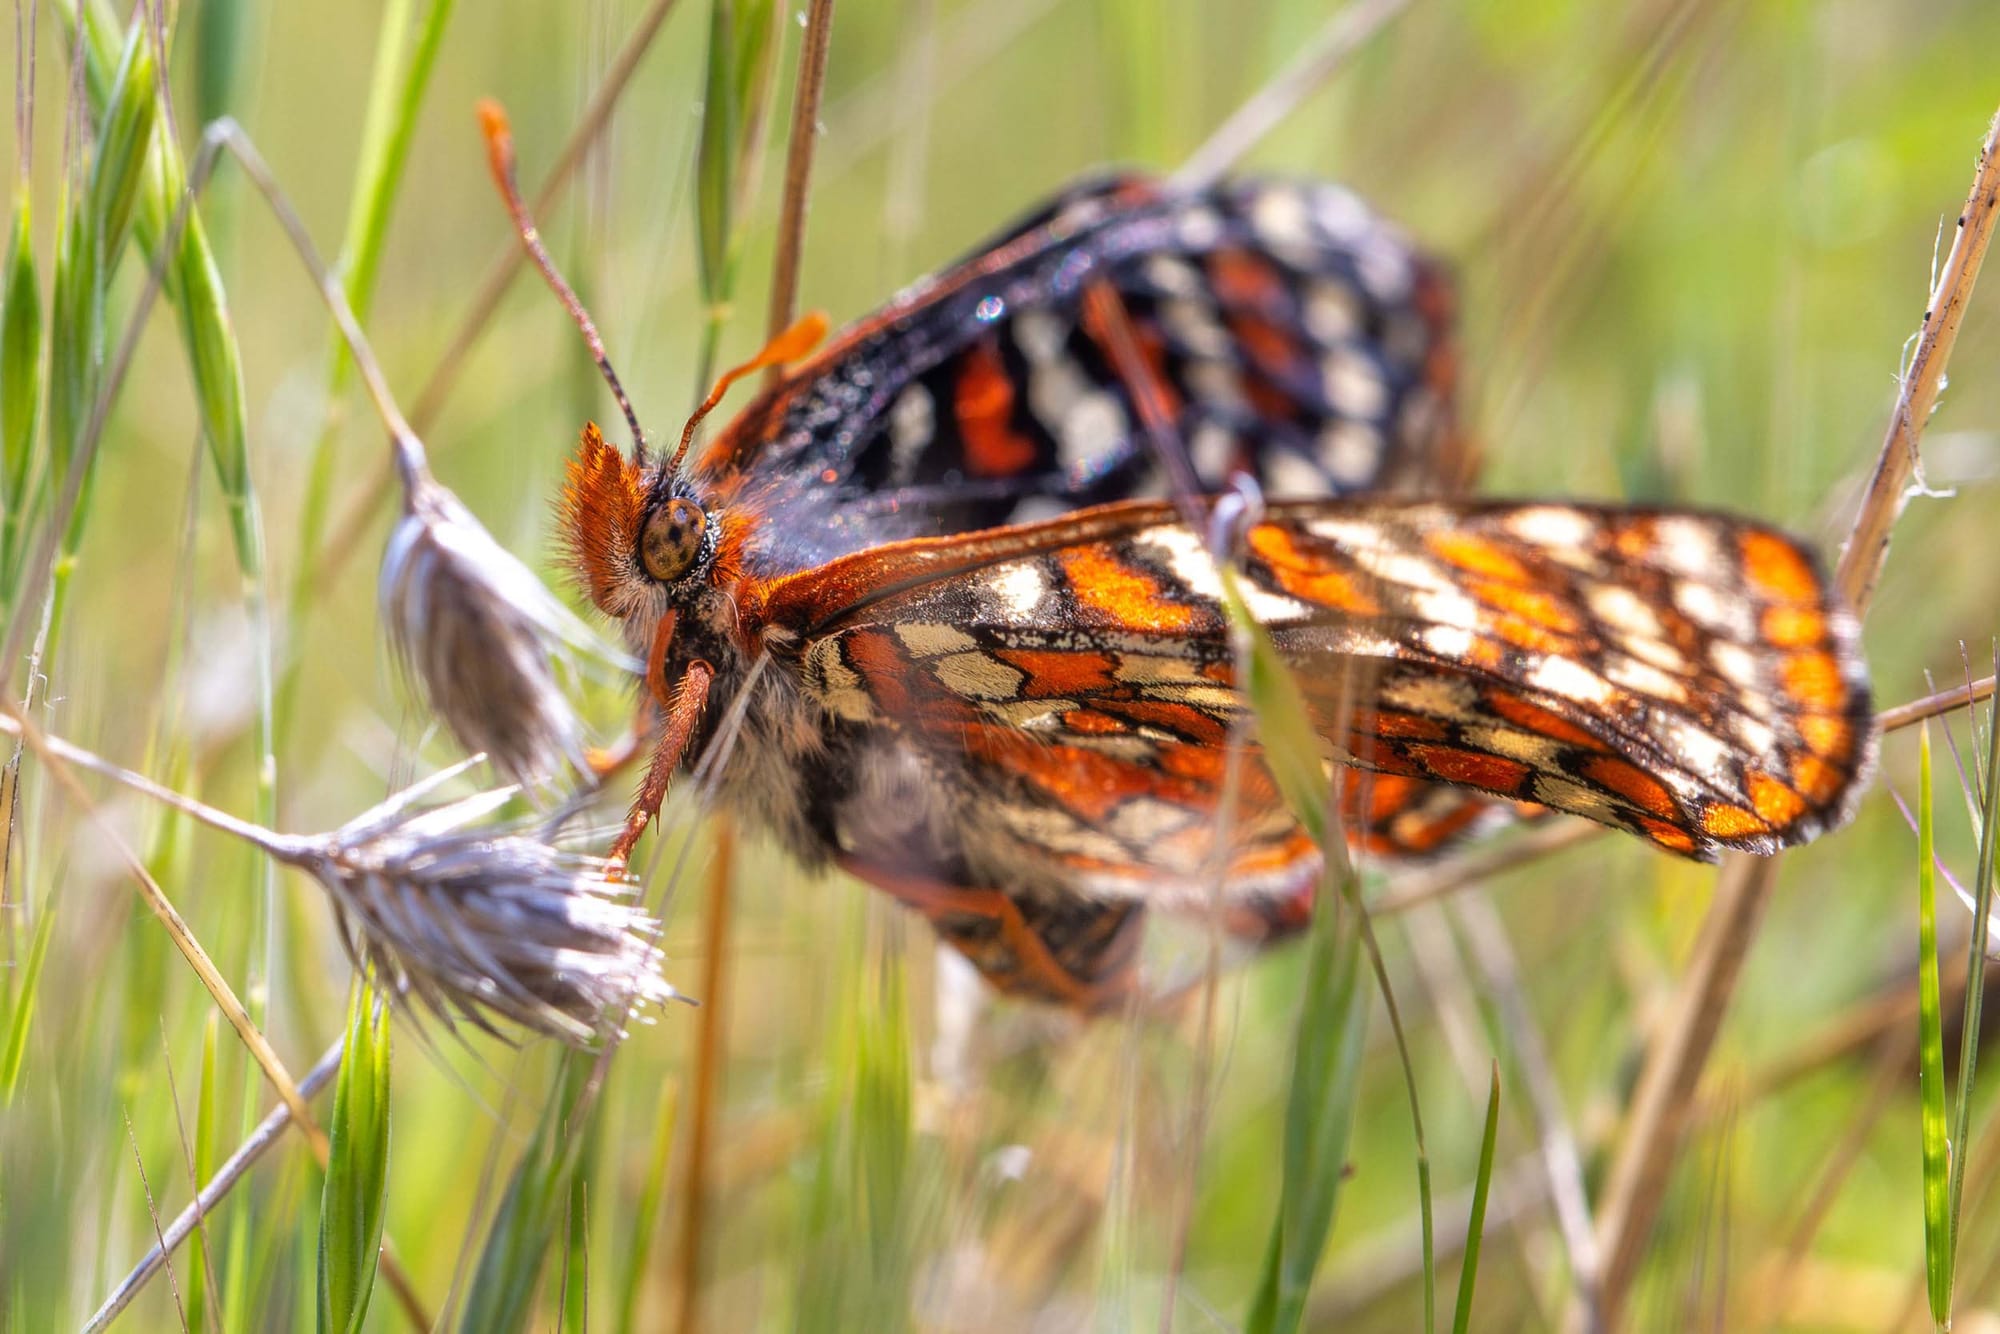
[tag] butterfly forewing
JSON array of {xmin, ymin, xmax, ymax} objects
[{"xmin": 771, "ymin": 497, "xmax": 1872, "ymax": 892}]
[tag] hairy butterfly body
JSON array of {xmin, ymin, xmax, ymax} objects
[{"xmin": 556, "ymin": 175, "xmax": 1875, "ymax": 1009}]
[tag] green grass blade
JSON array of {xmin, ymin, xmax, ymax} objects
[
  {"xmin": 691, "ymin": 0, "xmax": 782, "ymax": 392},
  {"xmin": 85, "ymin": 22, "xmax": 161, "ymax": 275},
  {"xmin": 280, "ymin": 0, "xmax": 456, "ymax": 742},
  {"xmin": 184, "ymin": 1012, "xmax": 222, "ymax": 1334},
  {"xmin": 1451, "ymin": 1063, "xmax": 1502, "ymax": 1334},
  {"xmin": 0, "ymin": 881, "xmax": 57, "ymax": 1103},
  {"xmin": 1918, "ymin": 722, "xmax": 1953, "ymax": 1325},
  {"xmin": 694, "ymin": 0, "xmax": 741, "ymax": 313},
  {"xmin": 317, "ymin": 979, "xmax": 392, "ymax": 1334},
  {"xmin": 1, "ymin": 193, "xmax": 43, "ymax": 588},
  {"xmin": 459, "ymin": 1053, "xmax": 597, "ymax": 1334},
  {"xmin": 613, "ymin": 1081, "xmax": 680, "ymax": 1334},
  {"xmin": 1221, "ymin": 566, "xmax": 1372, "ymax": 1334},
  {"xmin": 559, "ymin": 1110, "xmax": 601, "ymax": 1334}
]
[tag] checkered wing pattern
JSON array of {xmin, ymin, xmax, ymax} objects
[
  {"xmin": 766, "ymin": 496, "xmax": 1873, "ymax": 896},
  {"xmin": 708, "ymin": 175, "xmax": 1462, "ymax": 577}
]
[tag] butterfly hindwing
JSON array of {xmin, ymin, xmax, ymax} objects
[{"xmin": 708, "ymin": 176, "xmax": 1460, "ymax": 577}]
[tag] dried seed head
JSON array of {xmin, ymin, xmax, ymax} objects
[
  {"xmin": 278, "ymin": 781, "xmax": 679, "ymax": 1045},
  {"xmin": 380, "ymin": 475, "xmax": 632, "ymax": 789}
]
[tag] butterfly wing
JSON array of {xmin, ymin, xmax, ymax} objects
[
  {"xmin": 706, "ymin": 175, "xmax": 1463, "ymax": 577},
  {"xmin": 764, "ymin": 497, "xmax": 1873, "ymax": 909}
]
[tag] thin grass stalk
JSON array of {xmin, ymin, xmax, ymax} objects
[
  {"xmin": 156, "ymin": 1019, "xmax": 226, "ymax": 1334},
  {"xmin": 1590, "ymin": 102, "xmax": 2000, "ymax": 1328},
  {"xmin": 5, "ymin": 701, "xmax": 435, "ymax": 1331},
  {"xmin": 1918, "ymin": 723, "xmax": 1952, "ymax": 1324},
  {"xmin": 674, "ymin": 823, "xmax": 735, "ymax": 1334},
  {"xmin": 613, "ymin": 1082, "xmax": 680, "ymax": 1334},
  {"xmin": 761, "ymin": 0, "xmax": 834, "ymax": 370},
  {"xmin": 1883, "ymin": 675, "xmax": 1999, "ymax": 733},
  {"xmin": 1947, "ymin": 674, "xmax": 2000, "ymax": 1257},
  {"xmin": 279, "ymin": 0, "xmax": 456, "ymax": 745},
  {"xmin": 1171, "ymin": 0, "xmax": 1416, "ymax": 193},
  {"xmin": 84, "ymin": 1041, "xmax": 345, "ymax": 1334},
  {"xmin": 308, "ymin": 0, "xmax": 682, "ymax": 598},
  {"xmin": 690, "ymin": 0, "xmax": 781, "ymax": 400}
]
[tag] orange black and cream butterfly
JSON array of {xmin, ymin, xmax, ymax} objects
[{"xmin": 498, "ymin": 160, "xmax": 1875, "ymax": 1010}]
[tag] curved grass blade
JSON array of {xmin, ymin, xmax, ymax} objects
[
  {"xmin": 459, "ymin": 1051, "xmax": 598, "ymax": 1334},
  {"xmin": 317, "ymin": 977, "xmax": 391, "ymax": 1334},
  {"xmin": 1451, "ymin": 1063, "xmax": 1502, "ymax": 1334},
  {"xmin": 1918, "ymin": 721, "xmax": 1953, "ymax": 1325},
  {"xmin": 1221, "ymin": 566, "xmax": 1374, "ymax": 1334},
  {"xmin": 1, "ymin": 189, "xmax": 41, "ymax": 589}
]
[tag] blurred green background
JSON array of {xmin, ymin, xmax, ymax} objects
[{"xmin": 5, "ymin": 0, "xmax": 2000, "ymax": 1329}]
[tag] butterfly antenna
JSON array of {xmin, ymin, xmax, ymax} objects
[
  {"xmin": 668, "ymin": 312, "xmax": 828, "ymax": 473},
  {"xmin": 477, "ymin": 99, "xmax": 649, "ymax": 464}
]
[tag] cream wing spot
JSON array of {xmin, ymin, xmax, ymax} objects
[
  {"xmin": 1319, "ymin": 422, "xmax": 1383, "ymax": 488},
  {"xmin": 986, "ymin": 563, "xmax": 1050, "ymax": 620},
  {"xmin": 1379, "ymin": 671, "xmax": 1479, "ymax": 720},
  {"xmin": 806, "ymin": 642, "xmax": 875, "ymax": 722},
  {"xmin": 1587, "ymin": 583, "xmax": 1665, "ymax": 640},
  {"xmin": 1321, "ymin": 346, "xmax": 1388, "ymax": 419},
  {"xmin": 932, "ymin": 651, "xmax": 1027, "ymax": 701},
  {"xmin": 1526, "ymin": 655, "xmax": 1615, "ymax": 708},
  {"xmin": 1504, "ymin": 507, "xmax": 1596, "ymax": 551},
  {"xmin": 894, "ymin": 622, "xmax": 979, "ymax": 658}
]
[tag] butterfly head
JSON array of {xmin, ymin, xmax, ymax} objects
[{"xmin": 559, "ymin": 423, "xmax": 722, "ymax": 630}]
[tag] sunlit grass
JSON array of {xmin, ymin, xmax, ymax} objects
[{"xmin": 7, "ymin": 1, "xmax": 2000, "ymax": 1330}]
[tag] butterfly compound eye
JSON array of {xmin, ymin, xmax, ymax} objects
[{"xmin": 640, "ymin": 497, "xmax": 707, "ymax": 583}]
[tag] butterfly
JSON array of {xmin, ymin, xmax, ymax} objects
[{"xmin": 533, "ymin": 171, "xmax": 1874, "ymax": 1011}]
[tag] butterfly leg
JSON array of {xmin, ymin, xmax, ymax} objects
[
  {"xmin": 844, "ymin": 858, "xmax": 1143, "ymax": 1011},
  {"xmin": 608, "ymin": 657, "xmax": 714, "ymax": 865}
]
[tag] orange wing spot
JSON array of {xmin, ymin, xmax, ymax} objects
[
  {"xmin": 1701, "ymin": 803, "xmax": 1770, "ymax": 840},
  {"xmin": 1582, "ymin": 755, "xmax": 1678, "ymax": 819},
  {"xmin": 842, "ymin": 629, "xmax": 916, "ymax": 717},
  {"xmin": 1740, "ymin": 530, "xmax": 1821, "ymax": 604},
  {"xmin": 1490, "ymin": 615, "xmax": 1572, "ymax": 656},
  {"xmin": 1797, "ymin": 714, "xmax": 1852, "ymax": 761},
  {"xmin": 1760, "ymin": 604, "xmax": 1826, "ymax": 649},
  {"xmin": 1746, "ymin": 770, "xmax": 1808, "ymax": 826},
  {"xmin": 1408, "ymin": 744, "xmax": 1530, "ymax": 795},
  {"xmin": 1639, "ymin": 818, "xmax": 1696, "ymax": 855},
  {"xmin": 1427, "ymin": 530, "xmax": 1530, "ymax": 584},
  {"xmin": 1780, "ymin": 651, "xmax": 1846, "ymax": 712},
  {"xmin": 954, "ymin": 338, "xmax": 1039, "ymax": 477},
  {"xmin": 1476, "ymin": 580, "xmax": 1580, "ymax": 633},
  {"xmin": 1058, "ymin": 545, "xmax": 1204, "ymax": 632},
  {"xmin": 1612, "ymin": 519, "xmax": 1657, "ymax": 563},
  {"xmin": 1247, "ymin": 525, "xmax": 1381, "ymax": 614},
  {"xmin": 1101, "ymin": 698, "xmax": 1233, "ymax": 746},
  {"xmin": 1061, "ymin": 709, "xmax": 1127, "ymax": 736},
  {"xmin": 993, "ymin": 647, "xmax": 1121, "ymax": 697},
  {"xmin": 963, "ymin": 729, "xmax": 1162, "ymax": 822},
  {"xmin": 1355, "ymin": 774, "xmax": 1427, "ymax": 823},
  {"xmin": 1370, "ymin": 710, "xmax": 1451, "ymax": 741},
  {"xmin": 1155, "ymin": 739, "xmax": 1231, "ymax": 783},
  {"xmin": 1790, "ymin": 752, "xmax": 1846, "ymax": 805},
  {"xmin": 1230, "ymin": 312, "xmax": 1304, "ymax": 384},
  {"xmin": 1482, "ymin": 689, "xmax": 1607, "ymax": 750},
  {"xmin": 1210, "ymin": 247, "xmax": 1290, "ymax": 312},
  {"xmin": 1385, "ymin": 800, "xmax": 1490, "ymax": 855}
]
